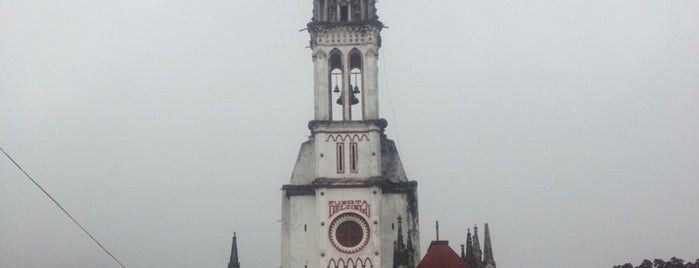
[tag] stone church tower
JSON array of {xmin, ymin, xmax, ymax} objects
[{"xmin": 281, "ymin": 1, "xmax": 419, "ymax": 268}]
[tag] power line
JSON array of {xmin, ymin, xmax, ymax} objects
[
  {"xmin": 0, "ymin": 146, "xmax": 128, "ymax": 268},
  {"xmin": 381, "ymin": 53, "xmax": 402, "ymax": 152}
]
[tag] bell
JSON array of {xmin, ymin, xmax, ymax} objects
[
  {"xmin": 352, "ymin": 85, "xmax": 360, "ymax": 94},
  {"xmin": 336, "ymin": 94, "xmax": 344, "ymax": 105},
  {"xmin": 333, "ymin": 85, "xmax": 340, "ymax": 93},
  {"xmin": 350, "ymin": 94, "xmax": 359, "ymax": 105}
]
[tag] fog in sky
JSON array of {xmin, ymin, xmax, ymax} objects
[{"xmin": 1, "ymin": 1, "xmax": 698, "ymax": 267}]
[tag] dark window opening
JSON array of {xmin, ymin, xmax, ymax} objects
[
  {"xmin": 349, "ymin": 52, "xmax": 362, "ymax": 70},
  {"xmin": 336, "ymin": 143, "xmax": 345, "ymax": 173},
  {"xmin": 349, "ymin": 142, "xmax": 358, "ymax": 173},
  {"xmin": 340, "ymin": 5, "xmax": 349, "ymax": 22},
  {"xmin": 318, "ymin": 1, "xmax": 325, "ymax": 21},
  {"xmin": 330, "ymin": 53, "xmax": 343, "ymax": 70}
]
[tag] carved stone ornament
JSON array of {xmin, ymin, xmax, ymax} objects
[
  {"xmin": 365, "ymin": 48, "xmax": 378, "ymax": 58},
  {"xmin": 313, "ymin": 49, "xmax": 327, "ymax": 59}
]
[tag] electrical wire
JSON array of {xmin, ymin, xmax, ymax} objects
[
  {"xmin": 381, "ymin": 53, "xmax": 402, "ymax": 152},
  {"xmin": 0, "ymin": 146, "xmax": 127, "ymax": 268}
]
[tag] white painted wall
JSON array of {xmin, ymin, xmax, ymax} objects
[{"xmin": 282, "ymin": 185, "xmax": 419, "ymax": 268}]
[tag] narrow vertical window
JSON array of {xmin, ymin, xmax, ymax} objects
[
  {"xmin": 340, "ymin": 4, "xmax": 349, "ymax": 22},
  {"xmin": 336, "ymin": 143, "xmax": 345, "ymax": 173},
  {"xmin": 349, "ymin": 142, "xmax": 358, "ymax": 173}
]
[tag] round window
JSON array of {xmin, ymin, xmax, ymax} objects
[
  {"xmin": 328, "ymin": 213, "xmax": 370, "ymax": 253},
  {"xmin": 336, "ymin": 221, "xmax": 363, "ymax": 247}
]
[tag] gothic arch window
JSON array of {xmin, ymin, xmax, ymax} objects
[
  {"xmin": 329, "ymin": 49, "xmax": 344, "ymax": 121},
  {"xmin": 348, "ymin": 49, "xmax": 363, "ymax": 120}
]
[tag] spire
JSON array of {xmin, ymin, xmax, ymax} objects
[
  {"xmin": 460, "ymin": 244, "xmax": 466, "ymax": 262},
  {"xmin": 465, "ymin": 228, "xmax": 476, "ymax": 268},
  {"xmin": 228, "ymin": 232, "xmax": 240, "ymax": 268},
  {"xmin": 483, "ymin": 223, "xmax": 496, "ymax": 268},
  {"xmin": 472, "ymin": 225, "xmax": 483, "ymax": 268},
  {"xmin": 406, "ymin": 228, "xmax": 415, "ymax": 268},
  {"xmin": 394, "ymin": 216, "xmax": 412, "ymax": 268}
]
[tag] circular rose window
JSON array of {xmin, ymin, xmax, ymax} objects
[{"xmin": 328, "ymin": 213, "xmax": 370, "ymax": 253}]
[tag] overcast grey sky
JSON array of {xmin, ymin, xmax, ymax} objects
[{"xmin": 1, "ymin": 1, "xmax": 698, "ymax": 267}]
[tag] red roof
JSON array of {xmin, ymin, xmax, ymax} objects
[{"xmin": 416, "ymin": 241, "xmax": 470, "ymax": 268}]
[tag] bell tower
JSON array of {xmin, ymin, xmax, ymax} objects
[
  {"xmin": 309, "ymin": 0, "xmax": 382, "ymax": 122},
  {"xmin": 282, "ymin": 1, "xmax": 419, "ymax": 268}
]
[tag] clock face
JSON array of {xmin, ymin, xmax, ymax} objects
[{"xmin": 328, "ymin": 213, "xmax": 370, "ymax": 253}]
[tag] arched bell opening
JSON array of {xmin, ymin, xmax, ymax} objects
[
  {"xmin": 329, "ymin": 50, "xmax": 344, "ymax": 121},
  {"xmin": 348, "ymin": 49, "xmax": 363, "ymax": 120}
]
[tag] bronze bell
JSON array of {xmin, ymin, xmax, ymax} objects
[
  {"xmin": 352, "ymin": 85, "xmax": 360, "ymax": 94},
  {"xmin": 336, "ymin": 93, "xmax": 344, "ymax": 105},
  {"xmin": 350, "ymin": 93, "xmax": 359, "ymax": 105},
  {"xmin": 335, "ymin": 94, "xmax": 359, "ymax": 105},
  {"xmin": 333, "ymin": 85, "xmax": 340, "ymax": 93}
]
